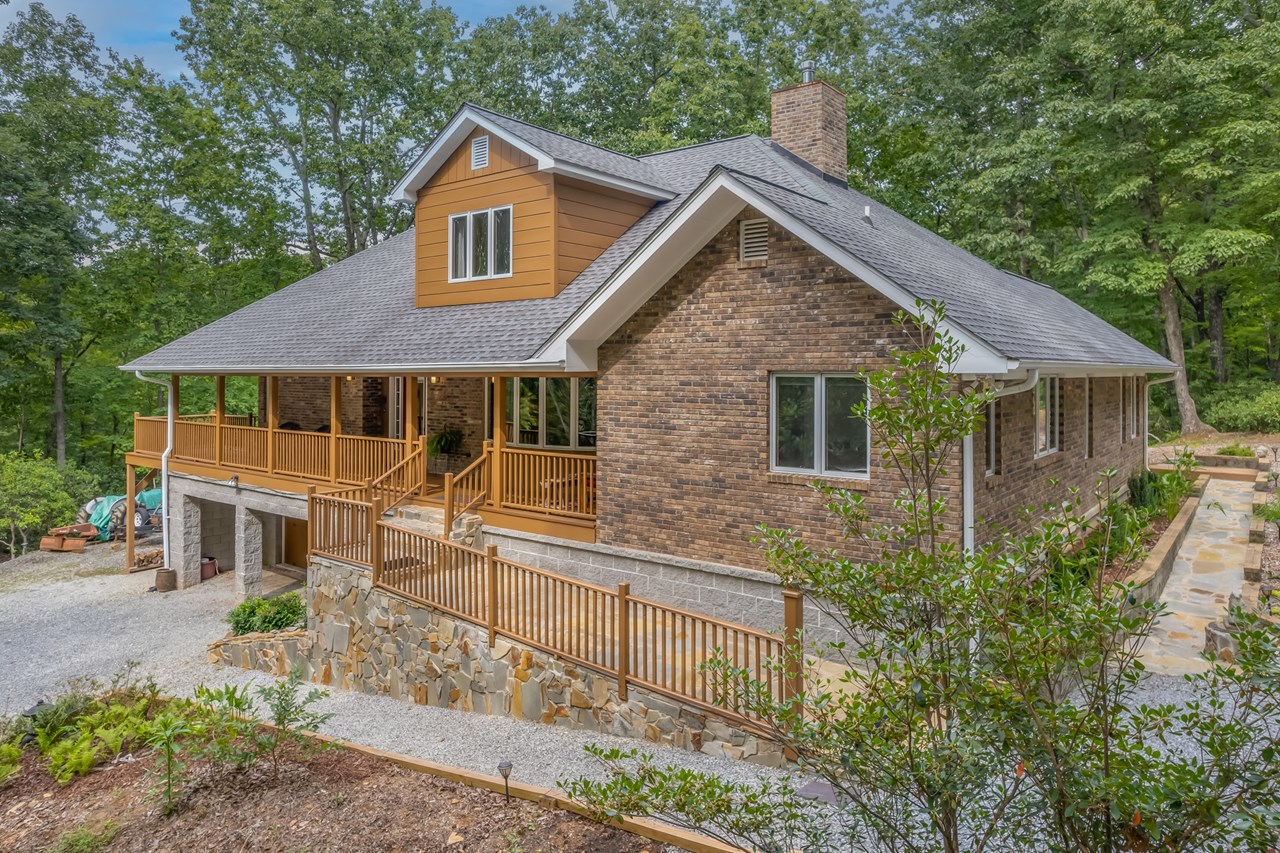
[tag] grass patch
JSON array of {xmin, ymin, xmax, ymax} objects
[
  {"xmin": 51, "ymin": 821, "xmax": 117, "ymax": 853},
  {"xmin": 1215, "ymin": 443, "xmax": 1255, "ymax": 457}
]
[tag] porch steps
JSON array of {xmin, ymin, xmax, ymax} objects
[{"xmin": 387, "ymin": 505, "xmax": 485, "ymax": 549}]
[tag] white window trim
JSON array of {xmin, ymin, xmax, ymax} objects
[
  {"xmin": 769, "ymin": 373, "xmax": 870, "ymax": 479},
  {"xmin": 985, "ymin": 399, "xmax": 998, "ymax": 476},
  {"xmin": 507, "ymin": 377, "xmax": 596, "ymax": 452},
  {"xmin": 1034, "ymin": 376, "xmax": 1060, "ymax": 458},
  {"xmin": 448, "ymin": 204, "xmax": 514, "ymax": 283},
  {"xmin": 388, "ymin": 377, "xmax": 405, "ymax": 440}
]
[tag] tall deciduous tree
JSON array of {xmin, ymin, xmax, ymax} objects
[{"xmin": 177, "ymin": 0, "xmax": 459, "ymax": 269}]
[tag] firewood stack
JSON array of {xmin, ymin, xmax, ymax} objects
[{"xmin": 133, "ymin": 549, "xmax": 165, "ymax": 571}]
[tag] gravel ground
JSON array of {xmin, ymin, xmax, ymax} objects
[{"xmin": 0, "ymin": 555, "xmax": 784, "ymax": 794}]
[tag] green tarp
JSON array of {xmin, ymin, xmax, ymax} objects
[{"xmin": 86, "ymin": 490, "xmax": 163, "ymax": 540}]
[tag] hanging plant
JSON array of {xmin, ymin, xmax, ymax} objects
[{"xmin": 426, "ymin": 427, "xmax": 463, "ymax": 457}]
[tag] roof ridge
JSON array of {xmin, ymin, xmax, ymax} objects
[
  {"xmin": 723, "ymin": 166, "xmax": 831, "ymax": 205},
  {"xmin": 465, "ymin": 102, "xmax": 647, "ymax": 164},
  {"xmin": 638, "ymin": 134, "xmax": 759, "ymax": 158}
]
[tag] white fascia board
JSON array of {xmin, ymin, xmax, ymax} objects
[
  {"xmin": 390, "ymin": 109, "xmax": 553, "ymax": 203},
  {"xmin": 542, "ymin": 163, "xmax": 676, "ymax": 201},
  {"xmin": 118, "ymin": 359, "xmax": 570, "ymax": 377},
  {"xmin": 538, "ymin": 171, "xmax": 1015, "ymax": 376}
]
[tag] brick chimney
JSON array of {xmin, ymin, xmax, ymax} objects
[{"xmin": 770, "ymin": 60, "xmax": 848, "ymax": 182}]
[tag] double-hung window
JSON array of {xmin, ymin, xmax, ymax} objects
[
  {"xmin": 770, "ymin": 374, "xmax": 869, "ymax": 477},
  {"xmin": 1035, "ymin": 376, "xmax": 1060, "ymax": 457},
  {"xmin": 449, "ymin": 205, "xmax": 512, "ymax": 282},
  {"xmin": 1128, "ymin": 376, "xmax": 1140, "ymax": 440}
]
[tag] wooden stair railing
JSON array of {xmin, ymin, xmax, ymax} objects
[
  {"xmin": 443, "ymin": 445, "xmax": 491, "ymax": 534},
  {"xmin": 366, "ymin": 437, "xmax": 426, "ymax": 510}
]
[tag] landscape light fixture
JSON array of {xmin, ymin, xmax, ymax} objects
[{"xmin": 498, "ymin": 760, "xmax": 513, "ymax": 805}]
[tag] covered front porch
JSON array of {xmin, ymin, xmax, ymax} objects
[{"xmin": 126, "ymin": 372, "xmax": 599, "ymax": 560}]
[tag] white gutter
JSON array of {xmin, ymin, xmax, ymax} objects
[
  {"xmin": 119, "ymin": 359, "xmax": 569, "ymax": 377},
  {"xmin": 134, "ymin": 371, "xmax": 173, "ymax": 571},
  {"xmin": 1145, "ymin": 374, "xmax": 1177, "ymax": 471},
  {"xmin": 963, "ymin": 370, "xmax": 1039, "ymax": 553}
]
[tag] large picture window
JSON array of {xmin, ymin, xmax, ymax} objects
[
  {"xmin": 1036, "ymin": 376, "xmax": 1060, "ymax": 457},
  {"xmin": 449, "ymin": 205, "xmax": 512, "ymax": 282},
  {"xmin": 504, "ymin": 377, "xmax": 596, "ymax": 451},
  {"xmin": 771, "ymin": 374, "xmax": 869, "ymax": 477}
]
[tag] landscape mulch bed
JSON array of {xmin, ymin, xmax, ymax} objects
[
  {"xmin": 1, "ymin": 742, "xmax": 651, "ymax": 853},
  {"xmin": 1100, "ymin": 513, "xmax": 1173, "ymax": 587}
]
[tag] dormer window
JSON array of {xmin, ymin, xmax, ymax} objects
[
  {"xmin": 449, "ymin": 205, "xmax": 512, "ymax": 282},
  {"xmin": 471, "ymin": 135, "xmax": 489, "ymax": 170}
]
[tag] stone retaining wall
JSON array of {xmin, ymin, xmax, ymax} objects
[
  {"xmin": 1127, "ymin": 475, "xmax": 1208, "ymax": 608},
  {"xmin": 208, "ymin": 556, "xmax": 786, "ymax": 766}
]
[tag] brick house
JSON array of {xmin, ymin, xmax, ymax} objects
[{"xmin": 121, "ymin": 70, "xmax": 1174, "ymax": 636}]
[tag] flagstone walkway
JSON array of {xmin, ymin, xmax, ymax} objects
[{"xmin": 1141, "ymin": 478, "xmax": 1253, "ymax": 675}]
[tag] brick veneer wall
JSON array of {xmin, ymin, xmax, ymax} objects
[
  {"xmin": 263, "ymin": 376, "xmax": 387, "ymax": 436},
  {"xmin": 595, "ymin": 210, "xmax": 964, "ymax": 571},
  {"xmin": 770, "ymin": 81, "xmax": 848, "ymax": 180},
  {"xmin": 425, "ymin": 376, "xmax": 487, "ymax": 474},
  {"xmin": 973, "ymin": 376, "xmax": 1146, "ymax": 543}
]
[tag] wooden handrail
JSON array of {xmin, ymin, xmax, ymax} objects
[{"xmin": 367, "ymin": 443, "xmax": 425, "ymax": 510}]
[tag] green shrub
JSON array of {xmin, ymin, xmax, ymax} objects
[
  {"xmin": 1256, "ymin": 496, "xmax": 1280, "ymax": 538},
  {"xmin": 1216, "ymin": 443, "xmax": 1256, "ymax": 457},
  {"xmin": 1207, "ymin": 386, "xmax": 1280, "ymax": 433},
  {"xmin": 1128, "ymin": 469, "xmax": 1159, "ymax": 511},
  {"xmin": 226, "ymin": 592, "xmax": 306, "ymax": 635}
]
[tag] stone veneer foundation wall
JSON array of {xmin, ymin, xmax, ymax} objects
[{"xmin": 208, "ymin": 556, "xmax": 786, "ymax": 766}]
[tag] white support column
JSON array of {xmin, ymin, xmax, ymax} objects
[{"xmin": 234, "ymin": 504, "xmax": 264, "ymax": 600}]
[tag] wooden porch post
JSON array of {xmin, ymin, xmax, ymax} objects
[
  {"xmin": 170, "ymin": 374, "xmax": 180, "ymax": 417},
  {"xmin": 616, "ymin": 581, "xmax": 630, "ymax": 700},
  {"xmin": 329, "ymin": 376, "xmax": 342, "ymax": 483},
  {"xmin": 266, "ymin": 376, "xmax": 279, "ymax": 475},
  {"xmin": 783, "ymin": 587, "xmax": 805, "ymax": 712},
  {"xmin": 124, "ymin": 463, "xmax": 136, "ymax": 573},
  {"xmin": 404, "ymin": 374, "xmax": 419, "ymax": 451},
  {"xmin": 214, "ymin": 375, "xmax": 225, "ymax": 466},
  {"xmin": 485, "ymin": 543, "xmax": 499, "ymax": 647},
  {"xmin": 491, "ymin": 376, "xmax": 505, "ymax": 507}
]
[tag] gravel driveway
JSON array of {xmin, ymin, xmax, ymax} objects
[{"xmin": 0, "ymin": 551, "xmax": 781, "ymax": 793}]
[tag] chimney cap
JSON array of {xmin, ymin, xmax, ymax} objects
[{"xmin": 800, "ymin": 60, "xmax": 816, "ymax": 83}]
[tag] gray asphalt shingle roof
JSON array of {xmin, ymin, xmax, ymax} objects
[{"xmin": 123, "ymin": 113, "xmax": 1173, "ymax": 374}]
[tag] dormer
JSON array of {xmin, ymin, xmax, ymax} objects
[{"xmin": 393, "ymin": 105, "xmax": 675, "ymax": 308}]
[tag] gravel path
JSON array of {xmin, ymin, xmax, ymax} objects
[{"xmin": 0, "ymin": 559, "xmax": 784, "ymax": 794}]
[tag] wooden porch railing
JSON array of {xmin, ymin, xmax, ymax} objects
[
  {"xmin": 173, "ymin": 420, "xmax": 217, "ymax": 463},
  {"xmin": 275, "ymin": 430, "xmax": 329, "ymax": 479},
  {"xmin": 501, "ymin": 447, "xmax": 596, "ymax": 519},
  {"xmin": 305, "ymin": 492, "xmax": 799, "ymax": 728},
  {"xmin": 336, "ymin": 435, "xmax": 405, "ymax": 485},
  {"xmin": 133, "ymin": 414, "xmax": 167, "ymax": 455},
  {"xmin": 220, "ymin": 424, "xmax": 269, "ymax": 471}
]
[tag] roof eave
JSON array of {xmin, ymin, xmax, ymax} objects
[{"xmin": 121, "ymin": 358, "xmax": 570, "ymax": 377}]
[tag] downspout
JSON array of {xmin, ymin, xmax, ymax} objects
[
  {"xmin": 963, "ymin": 370, "xmax": 1039, "ymax": 553},
  {"xmin": 1145, "ymin": 374, "xmax": 1176, "ymax": 472},
  {"xmin": 134, "ymin": 371, "xmax": 173, "ymax": 570}
]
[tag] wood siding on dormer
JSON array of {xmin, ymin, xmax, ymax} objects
[{"xmin": 415, "ymin": 127, "xmax": 655, "ymax": 307}]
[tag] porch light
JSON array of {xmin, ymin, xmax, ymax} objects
[
  {"xmin": 498, "ymin": 760, "xmax": 512, "ymax": 804},
  {"xmin": 345, "ymin": 375, "xmax": 353, "ymax": 381}
]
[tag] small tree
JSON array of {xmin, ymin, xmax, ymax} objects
[
  {"xmin": 566, "ymin": 303, "xmax": 1280, "ymax": 853},
  {"xmin": 0, "ymin": 451, "xmax": 96, "ymax": 556}
]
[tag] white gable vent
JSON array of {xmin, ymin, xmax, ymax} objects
[
  {"xmin": 471, "ymin": 135, "xmax": 490, "ymax": 170},
  {"xmin": 739, "ymin": 218, "xmax": 769, "ymax": 261}
]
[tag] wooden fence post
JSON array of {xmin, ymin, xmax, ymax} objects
[
  {"xmin": 782, "ymin": 587, "xmax": 804, "ymax": 711},
  {"xmin": 364, "ymin": 477, "xmax": 374, "ymax": 506},
  {"xmin": 418, "ymin": 435, "xmax": 429, "ymax": 495},
  {"xmin": 370, "ymin": 496, "xmax": 385, "ymax": 585},
  {"xmin": 305, "ymin": 485, "xmax": 316, "ymax": 562},
  {"xmin": 443, "ymin": 472, "xmax": 455, "ymax": 534},
  {"xmin": 486, "ymin": 543, "xmax": 499, "ymax": 648},
  {"xmin": 616, "ymin": 582, "xmax": 630, "ymax": 700}
]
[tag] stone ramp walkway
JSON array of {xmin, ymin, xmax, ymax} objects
[{"xmin": 1142, "ymin": 478, "xmax": 1252, "ymax": 675}]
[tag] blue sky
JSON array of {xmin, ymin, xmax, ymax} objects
[{"xmin": 0, "ymin": 0, "xmax": 558, "ymax": 77}]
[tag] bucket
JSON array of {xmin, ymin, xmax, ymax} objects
[
  {"xmin": 200, "ymin": 557, "xmax": 219, "ymax": 581},
  {"xmin": 155, "ymin": 568, "xmax": 176, "ymax": 592}
]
